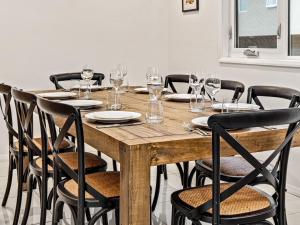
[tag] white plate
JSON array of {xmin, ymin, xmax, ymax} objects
[
  {"xmin": 85, "ymin": 111, "xmax": 142, "ymax": 123},
  {"xmin": 212, "ymin": 103, "xmax": 260, "ymax": 111},
  {"xmin": 191, "ymin": 117, "xmax": 210, "ymax": 129},
  {"xmin": 134, "ymin": 87, "xmax": 169, "ymax": 94},
  {"xmin": 165, "ymin": 94, "xmax": 201, "ymax": 102},
  {"xmin": 37, "ymin": 92, "xmax": 77, "ymax": 100},
  {"xmin": 60, "ymin": 100, "xmax": 103, "ymax": 109}
]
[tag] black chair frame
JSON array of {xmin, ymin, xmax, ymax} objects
[
  {"xmin": 247, "ymin": 85, "xmax": 300, "ymax": 110},
  {"xmin": 0, "ymin": 84, "xmax": 28, "ymax": 225},
  {"xmin": 37, "ymin": 97, "xmax": 118, "ymax": 225},
  {"xmin": 172, "ymin": 108, "xmax": 300, "ymax": 225},
  {"xmin": 191, "ymin": 86, "xmax": 300, "ymax": 188},
  {"xmin": 50, "ymin": 72, "xmax": 105, "ymax": 90},
  {"xmin": 164, "ymin": 74, "xmax": 197, "ymax": 94}
]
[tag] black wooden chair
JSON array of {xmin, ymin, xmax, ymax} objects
[
  {"xmin": 11, "ymin": 88, "xmax": 108, "ymax": 225},
  {"xmin": 37, "ymin": 97, "xmax": 120, "ymax": 225},
  {"xmin": 171, "ymin": 107, "xmax": 300, "ymax": 225},
  {"xmin": 49, "ymin": 72, "xmax": 105, "ymax": 90},
  {"xmin": 0, "ymin": 84, "xmax": 30, "ymax": 225},
  {"xmin": 152, "ymin": 78, "xmax": 245, "ymax": 212},
  {"xmin": 191, "ymin": 86, "xmax": 300, "ymax": 188}
]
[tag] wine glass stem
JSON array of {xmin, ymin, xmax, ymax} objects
[{"xmin": 115, "ymin": 88, "xmax": 119, "ymax": 106}]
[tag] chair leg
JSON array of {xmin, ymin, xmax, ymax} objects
[
  {"xmin": 152, "ymin": 166, "xmax": 162, "ymax": 212},
  {"xmin": 113, "ymin": 160, "xmax": 118, "ymax": 171},
  {"xmin": 163, "ymin": 165, "xmax": 168, "ymax": 180},
  {"xmin": 21, "ymin": 173, "xmax": 34, "ymax": 225},
  {"xmin": 102, "ymin": 213, "xmax": 109, "ymax": 225},
  {"xmin": 115, "ymin": 208, "xmax": 120, "ymax": 225},
  {"xmin": 86, "ymin": 208, "xmax": 92, "ymax": 221},
  {"xmin": 47, "ymin": 188, "xmax": 54, "ymax": 210},
  {"xmin": 1, "ymin": 154, "xmax": 14, "ymax": 206},
  {"xmin": 52, "ymin": 199, "xmax": 64, "ymax": 225},
  {"xmin": 188, "ymin": 166, "xmax": 196, "ymax": 187},
  {"xmin": 12, "ymin": 156, "xmax": 24, "ymax": 225},
  {"xmin": 183, "ymin": 162, "xmax": 189, "ymax": 188},
  {"xmin": 40, "ymin": 176, "xmax": 48, "ymax": 225},
  {"xmin": 69, "ymin": 204, "xmax": 78, "ymax": 225},
  {"xmin": 87, "ymin": 208, "xmax": 110, "ymax": 225}
]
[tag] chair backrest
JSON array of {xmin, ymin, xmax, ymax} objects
[
  {"xmin": 188, "ymin": 106, "xmax": 300, "ymax": 223},
  {"xmin": 0, "ymin": 83, "xmax": 18, "ymax": 146},
  {"xmin": 164, "ymin": 74, "xmax": 197, "ymax": 94},
  {"xmin": 49, "ymin": 72, "xmax": 105, "ymax": 90},
  {"xmin": 37, "ymin": 97, "xmax": 108, "ymax": 206},
  {"xmin": 11, "ymin": 88, "xmax": 41, "ymax": 160},
  {"xmin": 247, "ymin": 85, "xmax": 300, "ymax": 109},
  {"xmin": 220, "ymin": 80, "xmax": 245, "ymax": 102}
]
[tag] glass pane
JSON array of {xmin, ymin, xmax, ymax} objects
[
  {"xmin": 289, "ymin": 0, "xmax": 300, "ymax": 56},
  {"xmin": 236, "ymin": 0, "xmax": 278, "ymax": 49}
]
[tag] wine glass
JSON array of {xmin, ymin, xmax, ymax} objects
[
  {"xmin": 110, "ymin": 69, "xmax": 124, "ymax": 110},
  {"xmin": 189, "ymin": 73, "xmax": 205, "ymax": 112},
  {"xmin": 204, "ymin": 77, "xmax": 221, "ymax": 106},
  {"xmin": 81, "ymin": 66, "xmax": 94, "ymax": 99}
]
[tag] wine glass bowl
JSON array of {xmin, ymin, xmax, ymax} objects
[
  {"xmin": 81, "ymin": 67, "xmax": 94, "ymax": 99},
  {"xmin": 204, "ymin": 77, "xmax": 221, "ymax": 106}
]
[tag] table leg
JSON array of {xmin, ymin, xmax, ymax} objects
[{"xmin": 120, "ymin": 143, "xmax": 151, "ymax": 225}]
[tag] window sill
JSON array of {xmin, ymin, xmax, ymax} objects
[{"xmin": 219, "ymin": 57, "xmax": 300, "ymax": 68}]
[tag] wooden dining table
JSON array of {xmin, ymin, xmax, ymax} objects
[{"xmin": 50, "ymin": 88, "xmax": 300, "ymax": 225}]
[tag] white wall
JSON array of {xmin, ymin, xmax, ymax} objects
[
  {"xmin": 0, "ymin": 0, "xmax": 168, "ymax": 154},
  {"xmin": 168, "ymin": 0, "xmax": 300, "ymax": 194}
]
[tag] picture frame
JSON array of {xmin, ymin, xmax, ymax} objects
[{"xmin": 182, "ymin": 0, "xmax": 199, "ymax": 12}]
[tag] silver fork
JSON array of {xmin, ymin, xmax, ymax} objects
[{"xmin": 183, "ymin": 122, "xmax": 211, "ymax": 136}]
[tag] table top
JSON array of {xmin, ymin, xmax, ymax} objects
[{"xmin": 48, "ymin": 88, "xmax": 300, "ymax": 166}]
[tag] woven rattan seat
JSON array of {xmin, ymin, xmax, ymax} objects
[
  {"xmin": 33, "ymin": 138, "xmax": 74, "ymax": 152},
  {"xmin": 35, "ymin": 155, "xmax": 54, "ymax": 171},
  {"xmin": 178, "ymin": 183, "xmax": 271, "ymax": 216},
  {"xmin": 35, "ymin": 152, "xmax": 106, "ymax": 172},
  {"xmin": 13, "ymin": 138, "xmax": 73, "ymax": 153},
  {"xmin": 199, "ymin": 157, "xmax": 268, "ymax": 177},
  {"xmin": 64, "ymin": 172, "xmax": 120, "ymax": 199},
  {"xmin": 58, "ymin": 152, "xmax": 106, "ymax": 170}
]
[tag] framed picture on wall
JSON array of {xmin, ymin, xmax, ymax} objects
[{"xmin": 182, "ymin": 0, "xmax": 199, "ymax": 12}]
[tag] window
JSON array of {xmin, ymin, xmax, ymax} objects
[
  {"xmin": 239, "ymin": 0, "xmax": 248, "ymax": 13},
  {"xmin": 236, "ymin": 0, "xmax": 278, "ymax": 49},
  {"xmin": 219, "ymin": 0, "xmax": 300, "ymax": 66},
  {"xmin": 289, "ymin": 0, "xmax": 300, "ymax": 56},
  {"xmin": 266, "ymin": 0, "xmax": 278, "ymax": 8}
]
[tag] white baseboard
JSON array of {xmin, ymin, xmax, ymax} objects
[{"xmin": 287, "ymin": 184, "xmax": 300, "ymax": 197}]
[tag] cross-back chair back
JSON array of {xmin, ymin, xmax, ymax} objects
[
  {"xmin": 164, "ymin": 74, "xmax": 197, "ymax": 94},
  {"xmin": 203, "ymin": 107, "xmax": 300, "ymax": 225},
  {"xmin": 11, "ymin": 89, "xmax": 40, "ymax": 160},
  {"xmin": 220, "ymin": 80, "xmax": 245, "ymax": 102},
  {"xmin": 37, "ymin": 97, "xmax": 112, "ymax": 224},
  {"xmin": 0, "ymin": 83, "xmax": 18, "ymax": 145},
  {"xmin": 247, "ymin": 85, "xmax": 300, "ymax": 110},
  {"xmin": 50, "ymin": 72, "xmax": 105, "ymax": 90}
]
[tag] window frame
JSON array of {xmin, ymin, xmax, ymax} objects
[{"xmin": 218, "ymin": 0, "xmax": 300, "ymax": 67}]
